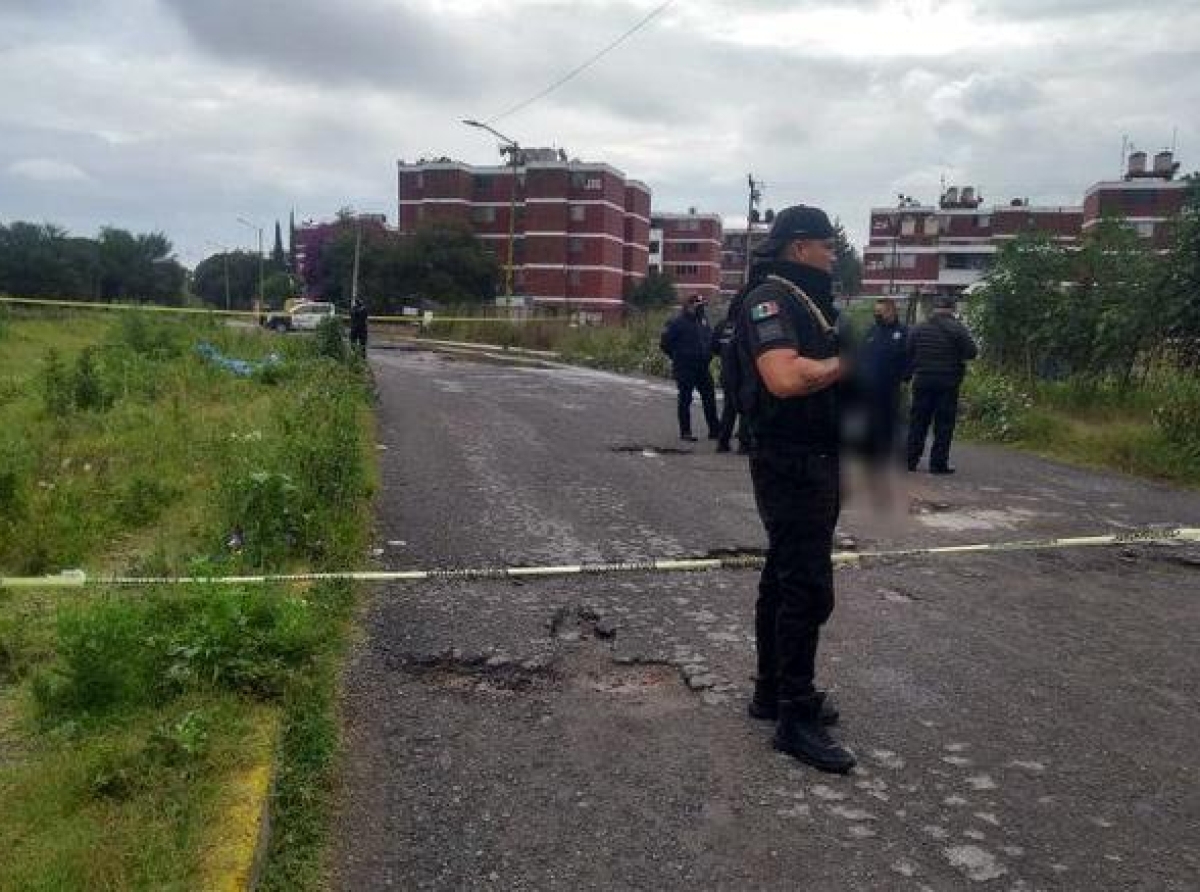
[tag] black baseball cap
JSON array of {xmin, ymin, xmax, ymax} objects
[{"xmin": 752, "ymin": 204, "xmax": 836, "ymax": 258}]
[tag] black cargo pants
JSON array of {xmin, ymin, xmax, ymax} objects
[{"xmin": 749, "ymin": 448, "xmax": 840, "ymax": 703}]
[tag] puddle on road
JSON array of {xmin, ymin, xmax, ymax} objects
[
  {"xmin": 915, "ymin": 507, "xmax": 1041, "ymax": 533},
  {"xmin": 610, "ymin": 444, "xmax": 694, "ymax": 456}
]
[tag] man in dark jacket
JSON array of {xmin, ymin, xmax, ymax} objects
[
  {"xmin": 736, "ymin": 204, "xmax": 855, "ymax": 774},
  {"xmin": 349, "ymin": 298, "xmax": 369, "ymax": 355},
  {"xmin": 660, "ymin": 294, "xmax": 719, "ymax": 441},
  {"xmin": 905, "ymin": 295, "xmax": 978, "ymax": 474},
  {"xmin": 857, "ymin": 297, "xmax": 908, "ymax": 464}
]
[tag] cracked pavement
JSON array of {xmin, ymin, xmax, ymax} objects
[{"xmin": 331, "ymin": 348, "xmax": 1200, "ymax": 891}]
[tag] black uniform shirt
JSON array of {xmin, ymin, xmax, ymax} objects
[{"xmin": 740, "ymin": 281, "xmax": 840, "ymax": 451}]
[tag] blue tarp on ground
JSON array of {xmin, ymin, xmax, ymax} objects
[{"xmin": 195, "ymin": 342, "xmax": 282, "ymax": 377}]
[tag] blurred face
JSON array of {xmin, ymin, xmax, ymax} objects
[
  {"xmin": 874, "ymin": 300, "xmax": 897, "ymax": 324},
  {"xmin": 790, "ymin": 238, "xmax": 836, "ymax": 273}
]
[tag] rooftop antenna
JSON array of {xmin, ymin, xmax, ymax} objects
[
  {"xmin": 1171, "ymin": 126, "xmax": 1178, "ymax": 153},
  {"xmin": 1119, "ymin": 135, "xmax": 1128, "ymax": 178}
]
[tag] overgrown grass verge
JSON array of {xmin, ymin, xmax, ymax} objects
[
  {"xmin": 418, "ymin": 310, "xmax": 673, "ymax": 377},
  {"xmin": 0, "ymin": 308, "xmax": 374, "ymax": 890},
  {"xmin": 960, "ymin": 365, "xmax": 1200, "ymax": 486}
]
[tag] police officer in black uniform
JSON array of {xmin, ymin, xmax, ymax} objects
[
  {"xmin": 711, "ymin": 300, "xmax": 750, "ymax": 453},
  {"xmin": 736, "ymin": 205, "xmax": 855, "ymax": 774},
  {"xmin": 659, "ymin": 294, "xmax": 720, "ymax": 442}
]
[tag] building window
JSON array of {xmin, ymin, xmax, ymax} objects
[
  {"xmin": 568, "ymin": 269, "xmax": 582, "ymax": 286},
  {"xmin": 473, "ymin": 175, "xmax": 492, "ymax": 191},
  {"xmin": 1135, "ymin": 221, "xmax": 1155, "ymax": 238},
  {"xmin": 649, "ymin": 240, "xmax": 661, "ymax": 253},
  {"xmin": 568, "ymin": 237, "xmax": 583, "ymax": 254},
  {"xmin": 976, "ymin": 215, "xmax": 991, "ymax": 228},
  {"xmin": 585, "ymin": 178, "xmax": 602, "ymax": 190},
  {"xmin": 569, "ymin": 204, "xmax": 586, "ymax": 222},
  {"xmin": 901, "ymin": 217, "xmax": 916, "ymax": 236},
  {"xmin": 924, "ymin": 217, "xmax": 939, "ymax": 236},
  {"xmin": 898, "ymin": 254, "xmax": 917, "ymax": 269},
  {"xmin": 680, "ymin": 242, "xmax": 699, "ymax": 254},
  {"xmin": 470, "ymin": 206, "xmax": 497, "ymax": 224},
  {"xmin": 674, "ymin": 263, "xmax": 699, "ymax": 276},
  {"xmin": 415, "ymin": 172, "xmax": 424, "ymax": 189}
]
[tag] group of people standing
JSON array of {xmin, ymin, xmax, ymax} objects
[
  {"xmin": 659, "ymin": 260, "xmax": 977, "ymax": 475},
  {"xmin": 659, "ymin": 205, "xmax": 977, "ymax": 774}
]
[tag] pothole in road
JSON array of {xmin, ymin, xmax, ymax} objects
[{"xmin": 578, "ymin": 662, "xmax": 677, "ymax": 695}]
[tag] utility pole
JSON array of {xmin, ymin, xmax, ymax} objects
[
  {"xmin": 743, "ymin": 174, "xmax": 764, "ymax": 287},
  {"xmin": 236, "ymin": 217, "xmax": 264, "ymax": 316},
  {"xmin": 463, "ymin": 119, "xmax": 522, "ymax": 301}
]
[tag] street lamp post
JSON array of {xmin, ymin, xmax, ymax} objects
[
  {"xmin": 205, "ymin": 240, "xmax": 232, "ymax": 312},
  {"xmin": 463, "ymin": 119, "xmax": 521, "ymax": 301},
  {"xmin": 236, "ymin": 217, "xmax": 264, "ymax": 317}
]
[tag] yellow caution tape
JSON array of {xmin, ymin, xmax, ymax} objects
[
  {"xmin": 1, "ymin": 295, "xmax": 572, "ymax": 325},
  {"xmin": 2, "ymin": 527, "xmax": 1196, "ymax": 590},
  {"xmin": 0, "ymin": 295, "xmax": 257, "ymax": 317}
]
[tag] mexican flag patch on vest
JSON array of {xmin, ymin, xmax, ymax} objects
[{"xmin": 750, "ymin": 300, "xmax": 780, "ymax": 322}]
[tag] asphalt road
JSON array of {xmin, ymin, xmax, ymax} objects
[{"xmin": 332, "ymin": 347, "xmax": 1200, "ymax": 891}]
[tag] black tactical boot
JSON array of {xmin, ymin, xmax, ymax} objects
[
  {"xmin": 749, "ymin": 683, "xmax": 839, "ymax": 725},
  {"xmin": 773, "ymin": 699, "xmax": 856, "ymax": 774}
]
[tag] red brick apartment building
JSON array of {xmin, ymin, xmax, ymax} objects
[
  {"xmin": 649, "ymin": 211, "xmax": 723, "ymax": 302},
  {"xmin": 719, "ymin": 227, "xmax": 769, "ymax": 300},
  {"xmin": 396, "ymin": 150, "xmax": 650, "ymax": 318},
  {"xmin": 861, "ymin": 149, "xmax": 1188, "ymax": 301}
]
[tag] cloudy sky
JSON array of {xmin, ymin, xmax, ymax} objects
[{"xmin": 2, "ymin": 0, "xmax": 1197, "ymax": 265}]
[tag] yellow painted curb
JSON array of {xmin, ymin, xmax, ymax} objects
[{"xmin": 198, "ymin": 707, "xmax": 281, "ymax": 892}]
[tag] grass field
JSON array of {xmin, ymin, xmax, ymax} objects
[{"xmin": 0, "ymin": 306, "xmax": 374, "ymax": 890}]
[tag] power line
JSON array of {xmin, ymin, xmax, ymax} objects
[{"xmin": 486, "ymin": 0, "xmax": 677, "ymax": 125}]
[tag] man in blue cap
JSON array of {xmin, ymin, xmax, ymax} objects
[{"xmin": 735, "ymin": 204, "xmax": 856, "ymax": 774}]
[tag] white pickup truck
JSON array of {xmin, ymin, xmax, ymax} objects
[{"xmin": 262, "ymin": 300, "xmax": 336, "ymax": 332}]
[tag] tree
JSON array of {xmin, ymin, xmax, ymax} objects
[
  {"xmin": 1162, "ymin": 174, "xmax": 1200, "ymax": 365},
  {"xmin": 967, "ymin": 231, "xmax": 1071, "ymax": 379},
  {"xmin": 317, "ymin": 220, "xmax": 498, "ymax": 311},
  {"xmin": 262, "ymin": 271, "xmax": 295, "ymax": 307},
  {"xmin": 1062, "ymin": 216, "xmax": 1158, "ymax": 381},
  {"xmin": 270, "ymin": 220, "xmax": 287, "ymax": 273},
  {"xmin": 0, "ymin": 221, "xmax": 184, "ymax": 303},
  {"xmin": 192, "ymin": 251, "xmax": 262, "ymax": 310},
  {"xmin": 832, "ymin": 218, "xmax": 862, "ymax": 297},
  {"xmin": 626, "ymin": 269, "xmax": 677, "ymax": 310}
]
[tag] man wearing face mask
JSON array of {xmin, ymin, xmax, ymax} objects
[
  {"xmin": 659, "ymin": 294, "xmax": 720, "ymax": 442},
  {"xmin": 735, "ymin": 204, "xmax": 855, "ymax": 774}
]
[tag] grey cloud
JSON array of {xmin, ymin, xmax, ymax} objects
[{"xmin": 158, "ymin": 0, "xmax": 480, "ymax": 96}]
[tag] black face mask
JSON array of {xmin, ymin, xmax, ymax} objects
[{"xmin": 874, "ymin": 314, "xmax": 887, "ymax": 325}]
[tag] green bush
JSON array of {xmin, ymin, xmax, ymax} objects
[
  {"xmin": 113, "ymin": 311, "xmax": 187, "ymax": 360},
  {"xmin": 33, "ymin": 587, "xmax": 325, "ymax": 722},
  {"xmin": 72, "ymin": 346, "xmax": 110, "ymax": 411},
  {"xmin": 1153, "ymin": 373, "xmax": 1200, "ymax": 456},
  {"xmin": 220, "ymin": 469, "xmax": 304, "ymax": 569},
  {"xmin": 314, "ymin": 316, "xmax": 348, "ymax": 363},
  {"xmin": 41, "ymin": 347, "xmax": 74, "ymax": 416},
  {"xmin": 114, "ymin": 474, "xmax": 181, "ymax": 527},
  {"xmin": 959, "ymin": 367, "xmax": 1033, "ymax": 441}
]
